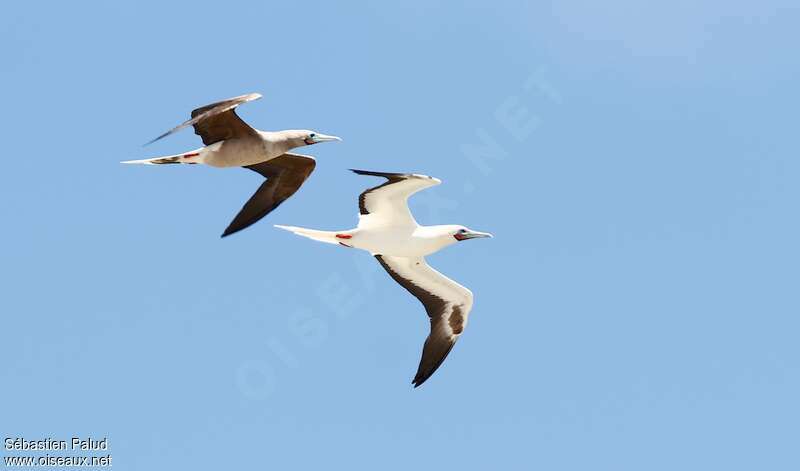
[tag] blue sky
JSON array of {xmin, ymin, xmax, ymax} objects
[{"xmin": 1, "ymin": 1, "xmax": 799, "ymax": 469}]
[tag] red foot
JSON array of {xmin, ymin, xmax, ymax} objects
[
  {"xmin": 335, "ymin": 234, "xmax": 352, "ymax": 239},
  {"xmin": 183, "ymin": 152, "xmax": 200, "ymax": 158}
]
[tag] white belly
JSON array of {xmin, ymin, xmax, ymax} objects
[{"xmin": 352, "ymin": 228, "xmax": 448, "ymax": 257}]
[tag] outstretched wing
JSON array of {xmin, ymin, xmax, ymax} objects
[
  {"xmin": 374, "ymin": 255, "xmax": 474, "ymax": 388},
  {"xmin": 146, "ymin": 93, "xmax": 261, "ymax": 146},
  {"xmin": 350, "ymin": 169, "xmax": 441, "ymax": 229},
  {"xmin": 221, "ymin": 153, "xmax": 316, "ymax": 238}
]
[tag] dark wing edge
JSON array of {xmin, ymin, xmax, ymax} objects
[
  {"xmin": 414, "ymin": 318, "xmax": 458, "ymax": 388},
  {"xmin": 374, "ymin": 255, "xmax": 466, "ymax": 388},
  {"xmin": 221, "ymin": 153, "xmax": 316, "ymax": 238},
  {"xmin": 350, "ymin": 169, "xmax": 413, "ymax": 216},
  {"xmin": 350, "ymin": 169, "xmax": 414, "ymax": 178},
  {"xmin": 144, "ymin": 93, "xmax": 261, "ymax": 146}
]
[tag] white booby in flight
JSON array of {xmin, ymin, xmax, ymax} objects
[
  {"xmin": 276, "ymin": 170, "xmax": 492, "ymax": 387},
  {"xmin": 122, "ymin": 93, "xmax": 341, "ymax": 237}
]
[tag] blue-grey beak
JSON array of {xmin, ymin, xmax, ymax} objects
[
  {"xmin": 455, "ymin": 230, "xmax": 493, "ymax": 241},
  {"xmin": 312, "ymin": 133, "xmax": 342, "ymax": 143}
]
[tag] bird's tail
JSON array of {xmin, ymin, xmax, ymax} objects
[
  {"xmin": 274, "ymin": 225, "xmax": 345, "ymax": 246},
  {"xmin": 121, "ymin": 148, "xmax": 205, "ymax": 165}
]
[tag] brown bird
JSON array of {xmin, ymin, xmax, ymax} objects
[{"xmin": 123, "ymin": 93, "xmax": 341, "ymax": 237}]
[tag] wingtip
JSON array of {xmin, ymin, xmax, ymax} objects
[
  {"xmin": 412, "ymin": 372, "xmax": 430, "ymax": 388},
  {"xmin": 232, "ymin": 92, "xmax": 262, "ymax": 104},
  {"xmin": 349, "ymin": 169, "xmax": 402, "ymax": 177},
  {"xmin": 142, "ymin": 132, "xmax": 169, "ymax": 147},
  {"xmin": 350, "ymin": 169, "xmax": 439, "ymax": 182}
]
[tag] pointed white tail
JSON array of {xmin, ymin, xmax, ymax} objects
[
  {"xmin": 274, "ymin": 225, "xmax": 343, "ymax": 245},
  {"xmin": 121, "ymin": 148, "xmax": 205, "ymax": 165}
]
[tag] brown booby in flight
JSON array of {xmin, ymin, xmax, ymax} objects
[
  {"xmin": 275, "ymin": 170, "xmax": 492, "ymax": 387},
  {"xmin": 123, "ymin": 93, "xmax": 341, "ymax": 237}
]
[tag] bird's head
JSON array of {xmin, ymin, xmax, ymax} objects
[
  {"xmin": 453, "ymin": 226, "xmax": 493, "ymax": 242},
  {"xmin": 281, "ymin": 130, "xmax": 342, "ymax": 148},
  {"xmin": 442, "ymin": 225, "xmax": 493, "ymax": 242},
  {"xmin": 303, "ymin": 130, "xmax": 342, "ymax": 146}
]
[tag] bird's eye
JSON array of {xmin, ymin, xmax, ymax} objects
[{"xmin": 310, "ymin": 133, "xmax": 316, "ymax": 138}]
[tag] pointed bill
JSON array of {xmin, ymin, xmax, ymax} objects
[{"xmin": 312, "ymin": 133, "xmax": 342, "ymax": 143}]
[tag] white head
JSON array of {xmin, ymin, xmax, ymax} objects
[
  {"xmin": 279, "ymin": 130, "xmax": 342, "ymax": 149},
  {"xmin": 430, "ymin": 224, "xmax": 493, "ymax": 250}
]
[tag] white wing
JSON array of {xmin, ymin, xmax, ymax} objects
[
  {"xmin": 351, "ymin": 169, "xmax": 441, "ymax": 229},
  {"xmin": 374, "ymin": 255, "xmax": 474, "ymax": 388}
]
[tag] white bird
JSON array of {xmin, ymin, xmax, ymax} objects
[
  {"xmin": 122, "ymin": 93, "xmax": 341, "ymax": 237},
  {"xmin": 276, "ymin": 169, "xmax": 492, "ymax": 387}
]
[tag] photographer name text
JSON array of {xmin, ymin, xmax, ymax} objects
[{"xmin": 4, "ymin": 437, "xmax": 108, "ymax": 452}]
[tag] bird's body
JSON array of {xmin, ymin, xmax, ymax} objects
[
  {"xmin": 285, "ymin": 224, "xmax": 460, "ymax": 257},
  {"xmin": 193, "ymin": 132, "xmax": 279, "ymax": 168},
  {"xmin": 348, "ymin": 226, "xmax": 452, "ymax": 257},
  {"xmin": 276, "ymin": 170, "xmax": 492, "ymax": 387},
  {"xmin": 128, "ymin": 130, "xmax": 323, "ymax": 168},
  {"xmin": 202, "ymin": 131, "xmax": 312, "ymax": 167},
  {"xmin": 123, "ymin": 93, "xmax": 341, "ymax": 237}
]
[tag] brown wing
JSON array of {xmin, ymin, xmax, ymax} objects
[
  {"xmin": 221, "ymin": 153, "xmax": 317, "ymax": 238},
  {"xmin": 374, "ymin": 255, "xmax": 474, "ymax": 388},
  {"xmin": 145, "ymin": 93, "xmax": 261, "ymax": 146},
  {"xmin": 416, "ymin": 317, "xmax": 459, "ymax": 387}
]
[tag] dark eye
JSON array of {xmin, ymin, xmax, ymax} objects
[
  {"xmin": 459, "ymin": 229, "xmax": 467, "ymax": 233},
  {"xmin": 310, "ymin": 133, "xmax": 316, "ymax": 138}
]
